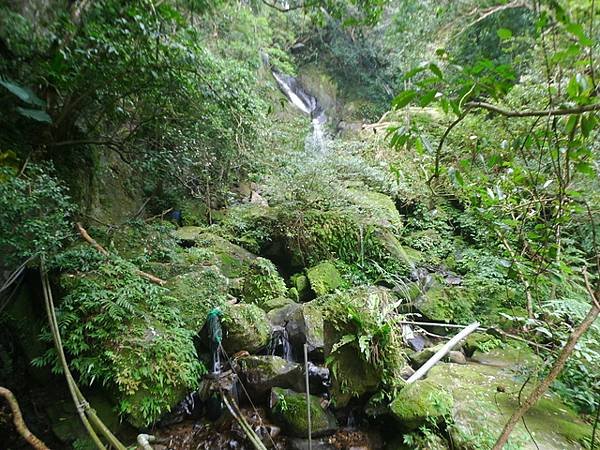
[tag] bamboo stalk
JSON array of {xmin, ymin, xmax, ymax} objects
[{"xmin": 406, "ymin": 322, "xmax": 480, "ymax": 384}]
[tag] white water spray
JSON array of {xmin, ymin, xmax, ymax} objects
[{"xmin": 271, "ymin": 70, "xmax": 328, "ymax": 153}]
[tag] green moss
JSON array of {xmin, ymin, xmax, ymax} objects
[
  {"xmin": 270, "ymin": 388, "xmax": 337, "ymax": 437},
  {"xmin": 416, "ymin": 279, "xmax": 476, "ymax": 323},
  {"xmin": 261, "ymin": 296, "xmax": 297, "ymax": 312},
  {"xmin": 306, "ymin": 261, "xmax": 343, "ymax": 296},
  {"xmin": 242, "ymin": 257, "xmax": 288, "ymax": 308},
  {"xmin": 290, "ymin": 273, "xmax": 311, "ymax": 301},
  {"xmin": 166, "ymin": 268, "xmax": 229, "ymax": 329},
  {"xmin": 390, "ymin": 380, "xmax": 453, "ymax": 430},
  {"xmin": 222, "ymin": 303, "xmax": 272, "ymax": 353},
  {"xmin": 427, "ymin": 360, "xmax": 594, "ymax": 449}
]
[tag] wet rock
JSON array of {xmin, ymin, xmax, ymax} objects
[
  {"xmin": 269, "ymin": 388, "xmax": 338, "ymax": 438},
  {"xmin": 426, "ymin": 354, "xmax": 593, "ymax": 450},
  {"xmin": 290, "ymin": 273, "xmax": 311, "ymax": 301},
  {"xmin": 306, "ymin": 261, "xmax": 343, "ymax": 296},
  {"xmin": 285, "ymin": 302, "xmax": 324, "ymax": 359},
  {"xmin": 236, "ymin": 355, "xmax": 302, "ymax": 398},
  {"xmin": 447, "ymin": 350, "xmax": 466, "ymax": 365},
  {"xmin": 389, "ymin": 380, "xmax": 453, "ymax": 430},
  {"xmin": 288, "ymin": 438, "xmax": 335, "ymax": 450},
  {"xmin": 268, "ymin": 302, "xmax": 301, "ymax": 327},
  {"xmin": 222, "ymin": 303, "xmax": 272, "ymax": 353}
]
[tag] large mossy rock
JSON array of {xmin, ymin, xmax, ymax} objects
[
  {"xmin": 426, "ymin": 349, "xmax": 593, "ymax": 450},
  {"xmin": 235, "ymin": 355, "xmax": 303, "ymax": 398},
  {"xmin": 415, "ymin": 277, "xmax": 477, "ymax": 324},
  {"xmin": 389, "ymin": 380, "xmax": 453, "ymax": 430},
  {"xmin": 269, "ymin": 388, "xmax": 337, "ymax": 438},
  {"xmin": 290, "ymin": 273, "xmax": 311, "ymax": 301},
  {"xmin": 166, "ymin": 267, "xmax": 229, "ymax": 329},
  {"xmin": 241, "ymin": 257, "xmax": 288, "ymax": 308},
  {"xmin": 222, "ymin": 303, "xmax": 272, "ymax": 353},
  {"xmin": 322, "ymin": 287, "xmax": 406, "ymax": 408},
  {"xmin": 306, "ymin": 261, "xmax": 343, "ymax": 296},
  {"xmin": 285, "ymin": 301, "xmax": 325, "ymax": 359}
]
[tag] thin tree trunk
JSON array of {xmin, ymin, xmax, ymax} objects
[
  {"xmin": 0, "ymin": 386, "xmax": 50, "ymax": 450},
  {"xmin": 492, "ymin": 302, "xmax": 599, "ymax": 450}
]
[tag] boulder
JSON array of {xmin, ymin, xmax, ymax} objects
[
  {"xmin": 242, "ymin": 257, "xmax": 288, "ymax": 308},
  {"xmin": 306, "ymin": 262, "xmax": 343, "ymax": 296},
  {"xmin": 221, "ymin": 303, "xmax": 272, "ymax": 353},
  {"xmin": 285, "ymin": 301, "xmax": 325, "ymax": 359},
  {"xmin": 389, "ymin": 380, "xmax": 453, "ymax": 430},
  {"xmin": 290, "ymin": 273, "xmax": 312, "ymax": 301},
  {"xmin": 426, "ymin": 350, "xmax": 593, "ymax": 450},
  {"xmin": 236, "ymin": 355, "xmax": 302, "ymax": 398},
  {"xmin": 269, "ymin": 388, "xmax": 337, "ymax": 438}
]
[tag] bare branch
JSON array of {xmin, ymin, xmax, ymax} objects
[
  {"xmin": 466, "ymin": 101, "xmax": 600, "ymax": 117},
  {"xmin": 0, "ymin": 387, "xmax": 50, "ymax": 450}
]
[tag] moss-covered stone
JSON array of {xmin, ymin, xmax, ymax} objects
[
  {"xmin": 166, "ymin": 267, "xmax": 229, "ymax": 329},
  {"xmin": 236, "ymin": 355, "xmax": 303, "ymax": 397},
  {"xmin": 427, "ymin": 358, "xmax": 593, "ymax": 449},
  {"xmin": 262, "ymin": 296, "xmax": 297, "ymax": 312},
  {"xmin": 222, "ymin": 303, "xmax": 272, "ymax": 353},
  {"xmin": 390, "ymin": 380, "xmax": 453, "ymax": 430},
  {"xmin": 416, "ymin": 278, "xmax": 476, "ymax": 324},
  {"xmin": 286, "ymin": 301, "xmax": 325, "ymax": 358},
  {"xmin": 242, "ymin": 257, "xmax": 288, "ymax": 308},
  {"xmin": 290, "ymin": 273, "xmax": 311, "ymax": 301},
  {"xmin": 269, "ymin": 388, "xmax": 337, "ymax": 437},
  {"xmin": 306, "ymin": 261, "xmax": 343, "ymax": 296}
]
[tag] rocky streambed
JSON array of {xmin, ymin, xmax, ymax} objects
[{"xmin": 135, "ymin": 226, "xmax": 594, "ymax": 450}]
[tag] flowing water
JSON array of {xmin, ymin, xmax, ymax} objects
[{"xmin": 271, "ymin": 70, "xmax": 328, "ymax": 153}]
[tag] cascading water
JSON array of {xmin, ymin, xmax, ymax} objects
[{"xmin": 271, "ymin": 69, "xmax": 328, "ymax": 153}]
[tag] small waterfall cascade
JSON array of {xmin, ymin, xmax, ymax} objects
[
  {"xmin": 267, "ymin": 325, "xmax": 293, "ymax": 361},
  {"xmin": 270, "ymin": 69, "xmax": 328, "ymax": 153},
  {"xmin": 206, "ymin": 308, "xmax": 223, "ymax": 374}
]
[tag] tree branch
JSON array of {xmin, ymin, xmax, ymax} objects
[
  {"xmin": 0, "ymin": 387, "xmax": 50, "ymax": 450},
  {"xmin": 75, "ymin": 223, "xmax": 167, "ymax": 286},
  {"xmin": 492, "ymin": 298, "xmax": 599, "ymax": 449},
  {"xmin": 466, "ymin": 101, "xmax": 600, "ymax": 117}
]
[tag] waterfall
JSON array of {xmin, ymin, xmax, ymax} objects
[
  {"xmin": 271, "ymin": 70, "xmax": 328, "ymax": 153},
  {"xmin": 268, "ymin": 326, "xmax": 293, "ymax": 361}
]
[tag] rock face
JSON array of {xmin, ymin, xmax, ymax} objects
[
  {"xmin": 389, "ymin": 380, "xmax": 453, "ymax": 431},
  {"xmin": 306, "ymin": 261, "xmax": 343, "ymax": 296},
  {"xmin": 221, "ymin": 303, "xmax": 272, "ymax": 353},
  {"xmin": 284, "ymin": 301, "xmax": 325, "ymax": 360},
  {"xmin": 236, "ymin": 355, "xmax": 303, "ymax": 398},
  {"xmin": 269, "ymin": 388, "xmax": 337, "ymax": 438},
  {"xmin": 426, "ymin": 349, "xmax": 593, "ymax": 450}
]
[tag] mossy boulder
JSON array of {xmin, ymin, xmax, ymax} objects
[
  {"xmin": 290, "ymin": 273, "xmax": 311, "ymax": 301},
  {"xmin": 192, "ymin": 232, "xmax": 258, "ymax": 279},
  {"xmin": 242, "ymin": 257, "xmax": 288, "ymax": 308},
  {"xmin": 222, "ymin": 303, "xmax": 272, "ymax": 353},
  {"xmin": 269, "ymin": 388, "xmax": 337, "ymax": 437},
  {"xmin": 415, "ymin": 278, "xmax": 476, "ymax": 324},
  {"xmin": 166, "ymin": 267, "xmax": 229, "ymax": 329},
  {"xmin": 390, "ymin": 380, "xmax": 453, "ymax": 430},
  {"xmin": 306, "ymin": 261, "xmax": 343, "ymax": 296},
  {"xmin": 262, "ymin": 296, "xmax": 297, "ymax": 312},
  {"xmin": 236, "ymin": 355, "xmax": 303, "ymax": 398},
  {"xmin": 322, "ymin": 287, "xmax": 406, "ymax": 408},
  {"xmin": 286, "ymin": 301, "xmax": 325, "ymax": 359},
  {"xmin": 172, "ymin": 226, "xmax": 206, "ymax": 244},
  {"xmin": 426, "ymin": 355, "xmax": 593, "ymax": 450}
]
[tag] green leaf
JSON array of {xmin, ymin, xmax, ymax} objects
[
  {"xmin": 575, "ymin": 162, "xmax": 595, "ymax": 177},
  {"xmin": 429, "ymin": 63, "xmax": 443, "ymax": 79},
  {"xmin": 497, "ymin": 28, "xmax": 513, "ymax": 40},
  {"xmin": 0, "ymin": 79, "xmax": 46, "ymax": 106},
  {"xmin": 419, "ymin": 90, "xmax": 437, "ymax": 107},
  {"xmin": 581, "ymin": 114, "xmax": 597, "ymax": 137},
  {"xmin": 392, "ymin": 90, "xmax": 416, "ymax": 109},
  {"xmin": 566, "ymin": 23, "xmax": 593, "ymax": 46},
  {"xmin": 16, "ymin": 107, "xmax": 52, "ymax": 123}
]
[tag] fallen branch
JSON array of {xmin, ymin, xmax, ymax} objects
[
  {"xmin": 406, "ymin": 322, "xmax": 480, "ymax": 384},
  {"xmin": 465, "ymin": 101, "xmax": 600, "ymax": 118},
  {"xmin": 0, "ymin": 386, "xmax": 50, "ymax": 450},
  {"xmin": 492, "ymin": 291, "xmax": 599, "ymax": 449},
  {"xmin": 75, "ymin": 222, "xmax": 166, "ymax": 286}
]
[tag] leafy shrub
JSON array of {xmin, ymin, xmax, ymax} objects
[
  {"xmin": 0, "ymin": 163, "xmax": 74, "ymax": 268},
  {"xmin": 36, "ymin": 248, "xmax": 204, "ymax": 426}
]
